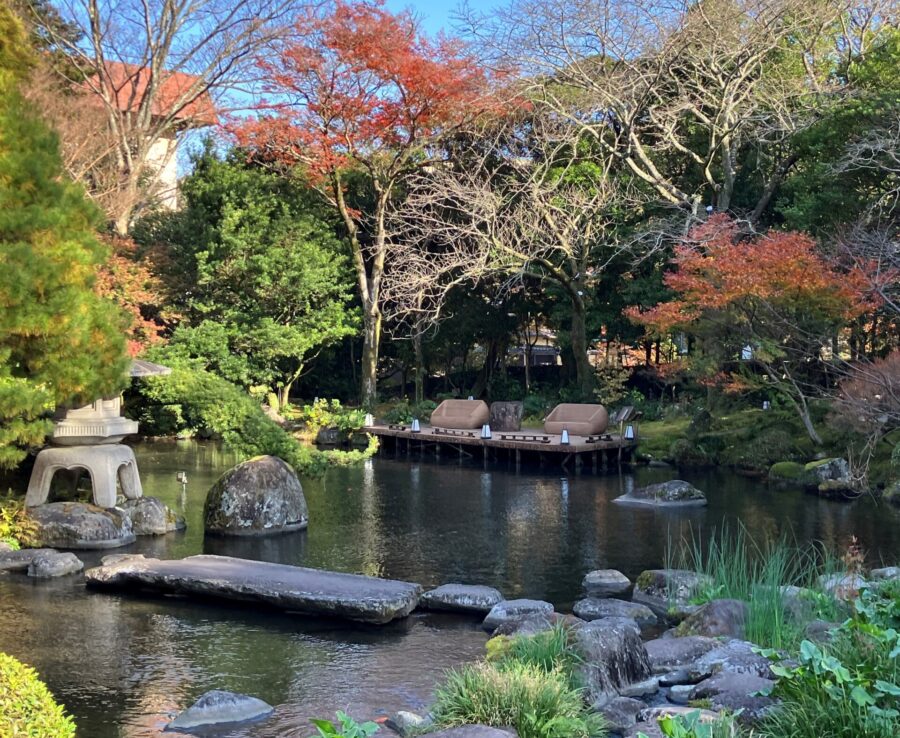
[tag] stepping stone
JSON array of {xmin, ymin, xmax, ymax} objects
[
  {"xmin": 420, "ymin": 584, "xmax": 504, "ymax": 614},
  {"xmin": 573, "ymin": 598, "xmax": 657, "ymax": 628},
  {"xmin": 583, "ymin": 569, "xmax": 631, "ymax": 597},
  {"xmin": 85, "ymin": 554, "xmax": 421, "ymax": 624},
  {"xmin": 482, "ymin": 599, "xmax": 554, "ymax": 632}
]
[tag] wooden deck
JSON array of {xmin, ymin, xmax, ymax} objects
[{"xmin": 367, "ymin": 423, "xmax": 638, "ymax": 471}]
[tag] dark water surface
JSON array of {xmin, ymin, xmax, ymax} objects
[{"xmin": 1, "ymin": 441, "xmax": 899, "ymax": 737}]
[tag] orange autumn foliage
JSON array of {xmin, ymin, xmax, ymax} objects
[
  {"xmin": 95, "ymin": 235, "xmax": 168, "ymax": 357},
  {"xmin": 628, "ymin": 215, "xmax": 872, "ymax": 333},
  {"xmin": 235, "ymin": 0, "xmax": 496, "ymax": 185}
]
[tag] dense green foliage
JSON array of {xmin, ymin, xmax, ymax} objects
[
  {"xmin": 758, "ymin": 583, "xmax": 900, "ymax": 738},
  {"xmin": 133, "ymin": 146, "xmax": 356, "ymax": 408},
  {"xmin": 131, "ymin": 358, "xmax": 376, "ymax": 476},
  {"xmin": 0, "ymin": 5, "xmax": 126, "ymax": 468},
  {"xmin": 637, "ymin": 710, "xmax": 741, "ymax": 738},
  {"xmin": 0, "ymin": 652, "xmax": 76, "ymax": 737},
  {"xmin": 0, "ymin": 496, "xmax": 38, "ymax": 549}
]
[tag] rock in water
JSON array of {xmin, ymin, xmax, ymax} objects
[
  {"xmin": 166, "ymin": 690, "xmax": 273, "ymax": 729},
  {"xmin": 420, "ymin": 584, "xmax": 504, "ymax": 614},
  {"xmin": 28, "ymin": 502, "xmax": 135, "ymax": 549},
  {"xmin": 386, "ymin": 711, "xmax": 430, "ymax": 736},
  {"xmin": 204, "ymin": 455, "xmax": 308, "ymax": 536},
  {"xmin": 689, "ymin": 672, "xmax": 776, "ymax": 723},
  {"xmin": 122, "ymin": 496, "xmax": 185, "ymax": 536},
  {"xmin": 615, "ymin": 480, "xmax": 707, "ymax": 507},
  {"xmin": 27, "ymin": 551, "xmax": 83, "ymax": 578},
  {"xmin": 583, "ymin": 569, "xmax": 632, "ymax": 597},
  {"xmin": 482, "ymin": 599, "xmax": 554, "ymax": 632},
  {"xmin": 676, "ymin": 598, "xmax": 747, "ymax": 639},
  {"xmin": 573, "ymin": 598, "xmax": 657, "ymax": 628},
  {"xmin": 0, "ymin": 548, "xmax": 59, "ymax": 572},
  {"xmin": 574, "ymin": 617, "xmax": 652, "ymax": 705}
]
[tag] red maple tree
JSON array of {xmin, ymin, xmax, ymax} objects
[
  {"xmin": 628, "ymin": 215, "xmax": 876, "ymax": 443},
  {"xmin": 235, "ymin": 0, "xmax": 495, "ymax": 406}
]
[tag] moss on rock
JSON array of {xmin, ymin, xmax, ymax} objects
[{"xmin": 768, "ymin": 461, "xmax": 806, "ymax": 482}]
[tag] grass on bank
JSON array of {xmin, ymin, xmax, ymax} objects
[
  {"xmin": 428, "ymin": 625, "xmax": 604, "ymax": 738},
  {"xmin": 670, "ymin": 525, "xmax": 846, "ymax": 650}
]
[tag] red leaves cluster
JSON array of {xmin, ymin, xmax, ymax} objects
[
  {"xmin": 236, "ymin": 0, "xmax": 494, "ymax": 182},
  {"xmin": 95, "ymin": 236, "xmax": 168, "ymax": 357},
  {"xmin": 628, "ymin": 215, "xmax": 873, "ymax": 333}
]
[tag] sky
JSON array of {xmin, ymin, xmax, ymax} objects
[{"xmin": 385, "ymin": 0, "xmax": 503, "ymax": 36}]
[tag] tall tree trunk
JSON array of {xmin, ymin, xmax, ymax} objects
[
  {"xmin": 413, "ymin": 328, "xmax": 424, "ymax": 405},
  {"xmin": 360, "ymin": 305, "xmax": 381, "ymax": 410},
  {"xmin": 570, "ymin": 297, "xmax": 594, "ymax": 399}
]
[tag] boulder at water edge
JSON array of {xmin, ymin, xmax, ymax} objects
[
  {"xmin": 204, "ymin": 455, "xmax": 308, "ymax": 536},
  {"xmin": 482, "ymin": 599, "xmax": 554, "ymax": 632},
  {"xmin": 420, "ymin": 584, "xmax": 504, "ymax": 614},
  {"xmin": 614, "ymin": 480, "xmax": 707, "ymax": 507},
  {"xmin": 574, "ymin": 617, "xmax": 653, "ymax": 705},
  {"xmin": 28, "ymin": 502, "xmax": 135, "ymax": 548},
  {"xmin": 632, "ymin": 569, "xmax": 712, "ymax": 620},
  {"xmin": 573, "ymin": 598, "xmax": 657, "ymax": 628},
  {"xmin": 122, "ymin": 496, "xmax": 185, "ymax": 536},
  {"xmin": 27, "ymin": 551, "xmax": 83, "ymax": 578},
  {"xmin": 675, "ymin": 598, "xmax": 747, "ymax": 639},
  {"xmin": 645, "ymin": 636, "xmax": 720, "ymax": 674},
  {"xmin": 166, "ymin": 690, "xmax": 273, "ymax": 729},
  {"xmin": 689, "ymin": 672, "xmax": 776, "ymax": 723},
  {"xmin": 583, "ymin": 569, "xmax": 632, "ymax": 597}
]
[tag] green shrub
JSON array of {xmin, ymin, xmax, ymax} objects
[
  {"xmin": 130, "ymin": 363, "xmax": 376, "ymax": 475},
  {"xmin": 382, "ymin": 399, "xmax": 437, "ymax": 425},
  {"xmin": 722, "ymin": 428, "xmax": 800, "ymax": 470},
  {"xmin": 669, "ymin": 438, "xmax": 712, "ymax": 466},
  {"xmin": 298, "ymin": 398, "xmax": 366, "ymax": 434},
  {"xmin": 0, "ymin": 496, "xmax": 38, "ymax": 548},
  {"xmin": 430, "ymin": 661, "xmax": 605, "ymax": 738},
  {"xmin": 502, "ymin": 625, "xmax": 583, "ymax": 691},
  {"xmin": 0, "ymin": 653, "xmax": 76, "ymax": 738}
]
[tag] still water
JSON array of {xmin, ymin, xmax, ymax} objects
[{"xmin": 1, "ymin": 441, "xmax": 899, "ymax": 737}]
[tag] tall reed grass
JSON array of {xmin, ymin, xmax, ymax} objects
[{"xmin": 670, "ymin": 524, "xmax": 846, "ymax": 649}]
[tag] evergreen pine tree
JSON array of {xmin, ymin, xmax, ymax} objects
[{"xmin": 0, "ymin": 4, "xmax": 127, "ymax": 468}]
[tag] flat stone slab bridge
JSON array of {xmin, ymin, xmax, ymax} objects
[{"xmin": 85, "ymin": 554, "xmax": 422, "ymax": 624}]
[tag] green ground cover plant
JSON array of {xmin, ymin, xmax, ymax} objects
[
  {"xmin": 309, "ymin": 711, "xmax": 379, "ymax": 738},
  {"xmin": 638, "ymin": 710, "xmax": 743, "ymax": 738},
  {"xmin": 0, "ymin": 652, "xmax": 76, "ymax": 738}
]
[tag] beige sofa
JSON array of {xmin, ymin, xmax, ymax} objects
[
  {"xmin": 430, "ymin": 399, "xmax": 490, "ymax": 429},
  {"xmin": 543, "ymin": 403, "xmax": 609, "ymax": 436}
]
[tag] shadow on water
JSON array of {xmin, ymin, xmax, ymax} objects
[{"xmin": 2, "ymin": 439, "xmax": 899, "ymax": 736}]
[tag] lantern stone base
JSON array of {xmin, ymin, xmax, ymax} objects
[{"xmin": 25, "ymin": 444, "xmax": 143, "ymax": 509}]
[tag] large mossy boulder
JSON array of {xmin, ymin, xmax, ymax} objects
[
  {"xmin": 615, "ymin": 480, "xmax": 707, "ymax": 508},
  {"xmin": 122, "ymin": 497, "xmax": 185, "ymax": 536},
  {"xmin": 633, "ymin": 569, "xmax": 711, "ymax": 620},
  {"xmin": 768, "ymin": 461, "xmax": 806, "ymax": 484},
  {"xmin": 204, "ymin": 456, "xmax": 308, "ymax": 536},
  {"xmin": 574, "ymin": 617, "xmax": 653, "ymax": 706}
]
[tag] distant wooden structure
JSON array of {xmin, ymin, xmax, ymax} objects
[{"xmin": 366, "ymin": 423, "xmax": 637, "ymax": 472}]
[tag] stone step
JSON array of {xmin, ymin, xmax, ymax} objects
[{"xmin": 84, "ymin": 554, "xmax": 421, "ymax": 624}]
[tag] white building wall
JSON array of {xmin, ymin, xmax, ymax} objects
[{"xmin": 145, "ymin": 135, "xmax": 179, "ymax": 210}]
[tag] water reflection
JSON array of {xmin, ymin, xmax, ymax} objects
[{"xmin": 1, "ymin": 441, "xmax": 899, "ymax": 737}]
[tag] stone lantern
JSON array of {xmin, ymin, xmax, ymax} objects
[{"xmin": 24, "ymin": 360, "xmax": 170, "ymax": 509}]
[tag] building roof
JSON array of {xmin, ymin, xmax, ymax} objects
[{"xmin": 89, "ymin": 61, "xmax": 218, "ymax": 128}]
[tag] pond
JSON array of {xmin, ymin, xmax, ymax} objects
[{"xmin": 1, "ymin": 441, "xmax": 899, "ymax": 737}]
